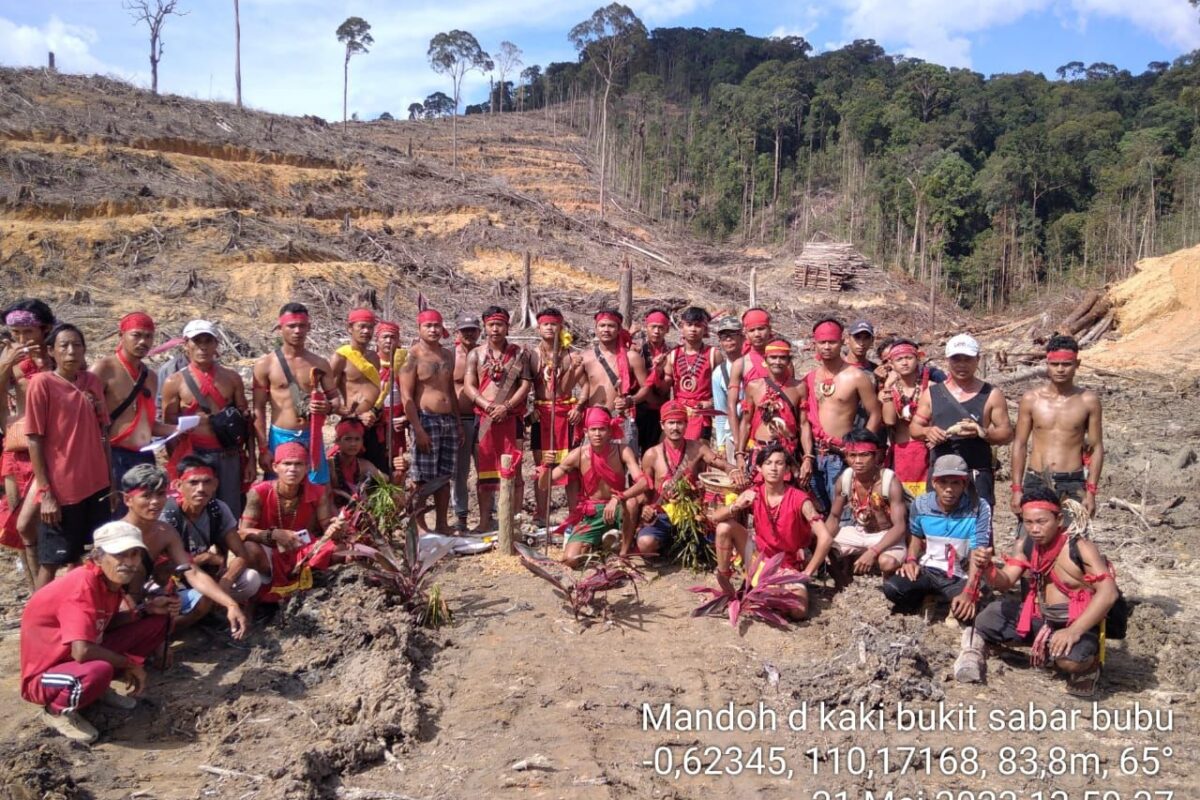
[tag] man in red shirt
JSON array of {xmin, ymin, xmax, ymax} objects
[
  {"xmin": 20, "ymin": 521, "xmax": 172, "ymax": 743},
  {"xmin": 25, "ymin": 324, "xmax": 115, "ymax": 588}
]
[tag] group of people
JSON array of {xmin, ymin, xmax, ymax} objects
[{"xmin": 1, "ymin": 295, "xmax": 1119, "ymax": 744}]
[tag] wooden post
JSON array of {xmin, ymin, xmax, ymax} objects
[
  {"xmin": 498, "ymin": 453, "xmax": 515, "ymax": 555},
  {"xmin": 48, "ymin": 52, "xmax": 56, "ymax": 72},
  {"xmin": 618, "ymin": 256, "xmax": 633, "ymax": 324},
  {"xmin": 749, "ymin": 266, "xmax": 758, "ymax": 308},
  {"xmin": 517, "ymin": 251, "xmax": 534, "ymax": 329}
]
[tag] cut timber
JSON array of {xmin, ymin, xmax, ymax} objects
[
  {"xmin": 1068, "ymin": 297, "xmax": 1111, "ymax": 336},
  {"xmin": 515, "ymin": 251, "xmax": 535, "ymax": 329},
  {"xmin": 1060, "ymin": 290, "xmax": 1102, "ymax": 332},
  {"xmin": 618, "ymin": 257, "xmax": 633, "ymax": 325},
  {"xmin": 1078, "ymin": 312, "xmax": 1114, "ymax": 347},
  {"xmin": 991, "ymin": 365, "xmax": 1047, "ymax": 385},
  {"xmin": 498, "ymin": 454, "xmax": 515, "ymax": 556},
  {"xmin": 793, "ymin": 240, "xmax": 871, "ymax": 292}
]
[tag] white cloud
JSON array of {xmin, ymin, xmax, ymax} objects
[
  {"xmin": 0, "ymin": 15, "xmax": 131, "ymax": 76},
  {"xmin": 769, "ymin": 5, "xmax": 826, "ymax": 41},
  {"xmin": 830, "ymin": 0, "xmax": 1200, "ymax": 66}
]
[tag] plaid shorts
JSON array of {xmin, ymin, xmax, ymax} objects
[{"xmin": 412, "ymin": 411, "xmax": 459, "ymax": 483}]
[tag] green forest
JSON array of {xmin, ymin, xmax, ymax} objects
[{"xmin": 468, "ymin": 10, "xmax": 1200, "ymax": 311}]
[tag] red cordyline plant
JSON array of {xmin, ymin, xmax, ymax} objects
[
  {"xmin": 518, "ymin": 543, "xmax": 644, "ymax": 621},
  {"xmin": 690, "ymin": 552, "xmax": 809, "ymax": 629}
]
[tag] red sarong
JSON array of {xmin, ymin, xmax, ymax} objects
[
  {"xmin": 0, "ymin": 450, "xmax": 32, "ymax": 549},
  {"xmin": 890, "ymin": 439, "xmax": 929, "ymax": 486},
  {"xmin": 477, "ymin": 415, "xmax": 519, "ymax": 488}
]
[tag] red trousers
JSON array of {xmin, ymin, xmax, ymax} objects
[{"xmin": 23, "ymin": 616, "xmax": 168, "ymax": 713}]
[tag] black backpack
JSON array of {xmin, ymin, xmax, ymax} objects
[{"xmin": 162, "ymin": 498, "xmax": 230, "ymax": 556}]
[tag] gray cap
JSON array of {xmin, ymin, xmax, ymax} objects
[
  {"xmin": 713, "ymin": 315, "xmax": 741, "ymax": 333},
  {"xmin": 931, "ymin": 454, "xmax": 970, "ymax": 479},
  {"xmin": 848, "ymin": 319, "xmax": 875, "ymax": 336},
  {"xmin": 455, "ymin": 313, "xmax": 481, "ymax": 331}
]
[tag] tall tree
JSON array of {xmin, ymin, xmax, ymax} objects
[
  {"xmin": 123, "ymin": 0, "xmax": 187, "ymax": 95},
  {"xmin": 519, "ymin": 64, "xmax": 542, "ymax": 111},
  {"xmin": 569, "ymin": 3, "xmax": 648, "ymax": 219},
  {"xmin": 493, "ymin": 41, "xmax": 522, "ymax": 113},
  {"xmin": 408, "ymin": 102, "xmax": 425, "ymax": 121},
  {"xmin": 428, "ymin": 30, "xmax": 493, "ymax": 168},
  {"xmin": 336, "ymin": 17, "xmax": 373, "ymax": 131},
  {"xmin": 423, "ymin": 91, "xmax": 456, "ymax": 118},
  {"xmin": 233, "ymin": 0, "xmax": 242, "ymax": 107}
]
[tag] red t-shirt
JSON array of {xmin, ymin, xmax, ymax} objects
[
  {"xmin": 752, "ymin": 485, "xmax": 815, "ymax": 571},
  {"xmin": 19, "ymin": 561, "xmax": 124, "ymax": 699},
  {"xmin": 24, "ymin": 371, "xmax": 111, "ymax": 505}
]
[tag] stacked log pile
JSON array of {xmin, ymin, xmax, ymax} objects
[{"xmin": 794, "ymin": 242, "xmax": 870, "ymax": 291}]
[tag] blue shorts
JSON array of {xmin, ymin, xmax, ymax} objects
[
  {"xmin": 179, "ymin": 588, "xmax": 204, "ymax": 615},
  {"xmin": 637, "ymin": 511, "xmax": 676, "ymax": 548},
  {"xmin": 269, "ymin": 425, "xmax": 329, "ymax": 485}
]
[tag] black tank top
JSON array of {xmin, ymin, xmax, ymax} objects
[{"xmin": 930, "ymin": 381, "xmax": 993, "ymax": 469}]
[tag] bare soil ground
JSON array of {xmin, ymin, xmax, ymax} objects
[{"xmin": 0, "ymin": 69, "xmax": 1197, "ymax": 800}]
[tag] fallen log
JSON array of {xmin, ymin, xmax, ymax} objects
[
  {"xmin": 991, "ymin": 365, "xmax": 1047, "ymax": 385},
  {"xmin": 1078, "ymin": 312, "xmax": 1114, "ymax": 347},
  {"xmin": 1068, "ymin": 296, "xmax": 1111, "ymax": 336},
  {"xmin": 1059, "ymin": 289, "xmax": 1102, "ymax": 332}
]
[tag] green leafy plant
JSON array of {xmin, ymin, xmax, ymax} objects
[
  {"xmin": 690, "ymin": 552, "xmax": 808, "ymax": 628},
  {"xmin": 664, "ymin": 476, "xmax": 717, "ymax": 572}
]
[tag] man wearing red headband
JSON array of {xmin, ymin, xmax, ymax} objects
[
  {"xmin": 529, "ymin": 308, "xmax": 584, "ymax": 524},
  {"xmin": 451, "ymin": 313, "xmax": 482, "ymax": 531},
  {"xmin": 737, "ymin": 337, "xmax": 812, "ymax": 481},
  {"xmin": 636, "ymin": 400, "xmax": 739, "ymax": 557},
  {"xmin": 661, "ymin": 307, "xmax": 720, "ymax": 441},
  {"xmin": 725, "ymin": 307, "xmax": 778, "ymax": 452},
  {"xmin": 824, "ymin": 429, "xmax": 908, "ymax": 585},
  {"xmin": 91, "ymin": 312, "xmax": 178, "ymax": 514},
  {"xmin": 252, "ymin": 303, "xmax": 339, "ymax": 485},
  {"xmin": 538, "ymin": 406, "xmax": 646, "ymax": 567},
  {"xmin": 970, "ymin": 486, "xmax": 1120, "ymax": 696},
  {"xmin": 634, "ymin": 308, "xmax": 674, "ymax": 454},
  {"xmin": 879, "ymin": 338, "xmax": 935, "ymax": 497},
  {"xmin": 0, "ymin": 298, "xmax": 55, "ymax": 580},
  {"xmin": 399, "ymin": 308, "xmax": 461, "ymax": 535},
  {"xmin": 161, "ymin": 320, "xmax": 250, "ymax": 515},
  {"xmin": 1010, "ymin": 334, "xmax": 1104, "ymax": 518},
  {"xmin": 373, "ymin": 321, "xmax": 409, "ymax": 478},
  {"xmin": 240, "ymin": 441, "xmax": 347, "ymax": 604},
  {"xmin": 159, "ymin": 454, "xmax": 262, "ymax": 632},
  {"xmin": 804, "ymin": 316, "xmax": 881, "ymax": 512},
  {"xmin": 463, "ymin": 306, "xmax": 532, "ymax": 533},
  {"xmin": 328, "ymin": 308, "xmax": 388, "ymax": 470},
  {"xmin": 578, "ymin": 309, "xmax": 650, "ymax": 448},
  {"xmin": 711, "ymin": 442, "xmax": 833, "ymax": 620},
  {"xmin": 326, "ymin": 418, "xmax": 402, "ymax": 506},
  {"xmin": 911, "ymin": 333, "xmax": 1012, "ymax": 508}
]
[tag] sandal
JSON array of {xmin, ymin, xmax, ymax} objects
[{"xmin": 1067, "ymin": 665, "xmax": 1101, "ymax": 697}]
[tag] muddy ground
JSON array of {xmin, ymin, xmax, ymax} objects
[{"xmin": 0, "ymin": 370, "xmax": 1196, "ymax": 800}]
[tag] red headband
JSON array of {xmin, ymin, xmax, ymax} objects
[
  {"xmin": 484, "ymin": 312, "xmax": 510, "ymax": 324},
  {"xmin": 376, "ymin": 321, "xmax": 399, "ymax": 337},
  {"xmin": 644, "ymin": 311, "xmax": 670, "ymax": 326},
  {"xmin": 1045, "ymin": 350, "xmax": 1077, "ymax": 362},
  {"xmin": 764, "ymin": 341, "xmax": 792, "ymax": 355},
  {"xmin": 179, "ymin": 466, "xmax": 216, "ymax": 482},
  {"xmin": 1021, "ymin": 500, "xmax": 1061, "ymax": 514},
  {"xmin": 594, "ymin": 311, "xmax": 623, "ymax": 325},
  {"xmin": 843, "ymin": 442, "xmax": 879, "ymax": 454},
  {"xmin": 417, "ymin": 310, "xmax": 443, "ymax": 325},
  {"xmin": 889, "ymin": 343, "xmax": 918, "ymax": 359},
  {"xmin": 335, "ymin": 418, "xmax": 364, "ymax": 437},
  {"xmin": 813, "ymin": 321, "xmax": 843, "ymax": 342},
  {"xmin": 742, "ymin": 310, "xmax": 770, "ymax": 329},
  {"xmin": 537, "ymin": 311, "xmax": 563, "ymax": 323},
  {"xmin": 348, "ymin": 308, "xmax": 377, "ymax": 325},
  {"xmin": 659, "ymin": 400, "xmax": 688, "ymax": 422},
  {"xmin": 279, "ymin": 312, "xmax": 309, "ymax": 327},
  {"xmin": 119, "ymin": 312, "xmax": 155, "ymax": 334},
  {"xmin": 123, "ymin": 487, "xmax": 147, "ymax": 498},
  {"xmin": 583, "ymin": 406, "xmax": 624, "ymax": 439},
  {"xmin": 274, "ymin": 442, "xmax": 308, "ymax": 463}
]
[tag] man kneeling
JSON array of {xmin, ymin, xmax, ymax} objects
[
  {"xmin": 710, "ymin": 443, "xmax": 833, "ymax": 620},
  {"xmin": 20, "ymin": 522, "xmax": 171, "ymax": 743},
  {"xmin": 970, "ymin": 487, "xmax": 1118, "ymax": 696}
]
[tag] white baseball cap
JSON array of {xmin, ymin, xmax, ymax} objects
[
  {"xmin": 92, "ymin": 521, "xmax": 147, "ymax": 554},
  {"xmin": 182, "ymin": 319, "xmax": 218, "ymax": 340},
  {"xmin": 945, "ymin": 334, "xmax": 980, "ymax": 358}
]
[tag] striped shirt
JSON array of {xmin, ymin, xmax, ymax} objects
[{"xmin": 909, "ymin": 491, "xmax": 992, "ymax": 575}]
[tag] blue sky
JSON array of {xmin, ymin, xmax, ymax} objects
[{"xmin": 2, "ymin": 1, "xmax": 1198, "ymax": 121}]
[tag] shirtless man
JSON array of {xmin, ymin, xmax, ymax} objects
[
  {"xmin": 577, "ymin": 309, "xmax": 651, "ymax": 448},
  {"xmin": 399, "ymin": 309, "xmax": 461, "ymax": 535},
  {"xmin": 661, "ymin": 307, "xmax": 721, "ymax": 441},
  {"xmin": 373, "ymin": 321, "xmax": 408, "ymax": 478},
  {"xmin": 805, "ymin": 317, "xmax": 881, "ymax": 512},
  {"xmin": 636, "ymin": 401, "xmax": 738, "ymax": 557},
  {"xmin": 736, "ymin": 338, "xmax": 813, "ymax": 484},
  {"xmin": 635, "ymin": 309, "xmax": 673, "ymax": 454},
  {"xmin": 725, "ymin": 308, "xmax": 775, "ymax": 450},
  {"xmin": 91, "ymin": 312, "xmax": 177, "ymax": 515},
  {"xmin": 0, "ymin": 299, "xmax": 55, "ymax": 579},
  {"xmin": 451, "ymin": 313, "xmax": 482, "ymax": 531},
  {"xmin": 911, "ymin": 334, "xmax": 1013, "ymax": 508},
  {"xmin": 328, "ymin": 308, "xmax": 388, "ymax": 472},
  {"xmin": 463, "ymin": 307, "xmax": 532, "ymax": 533},
  {"xmin": 826, "ymin": 429, "xmax": 908, "ymax": 584},
  {"xmin": 162, "ymin": 320, "xmax": 250, "ymax": 514},
  {"xmin": 1011, "ymin": 335, "xmax": 1103, "ymax": 517},
  {"xmin": 529, "ymin": 308, "xmax": 583, "ymax": 523},
  {"xmin": 119, "ymin": 464, "xmax": 249, "ymax": 639},
  {"xmin": 879, "ymin": 338, "xmax": 935, "ymax": 498},
  {"xmin": 710, "ymin": 316, "xmax": 745, "ymax": 462},
  {"xmin": 971, "ymin": 487, "xmax": 1119, "ymax": 695},
  {"xmin": 252, "ymin": 303, "xmax": 338, "ymax": 485},
  {"xmin": 538, "ymin": 407, "xmax": 645, "ymax": 567}
]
